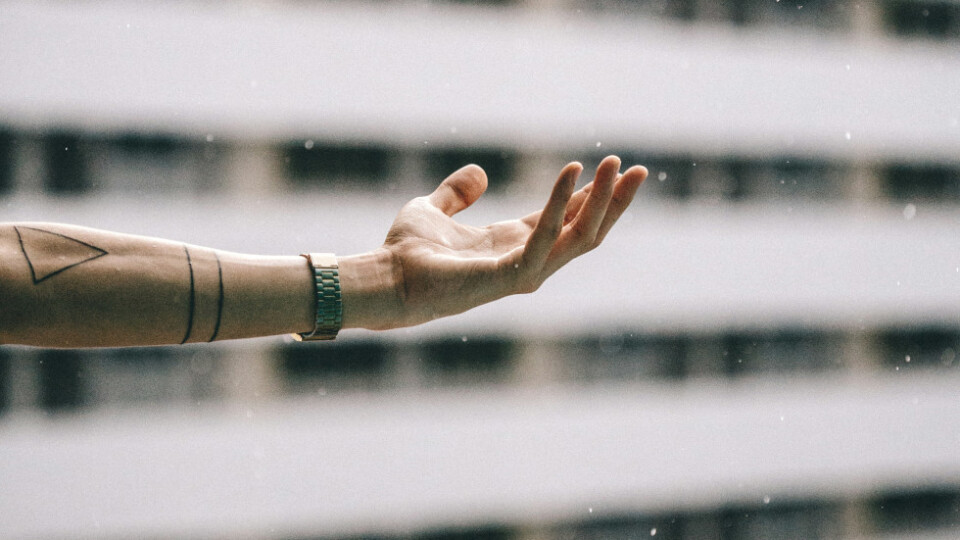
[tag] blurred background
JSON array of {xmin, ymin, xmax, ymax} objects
[{"xmin": 2, "ymin": 0, "xmax": 960, "ymax": 538}]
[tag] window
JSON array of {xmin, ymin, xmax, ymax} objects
[
  {"xmin": 633, "ymin": 154, "xmax": 696, "ymax": 201},
  {"xmin": 879, "ymin": 327, "xmax": 960, "ymax": 371},
  {"xmin": 558, "ymin": 514, "xmax": 682, "ymax": 540},
  {"xmin": 418, "ymin": 527, "xmax": 516, "ymax": 540},
  {"xmin": 885, "ymin": 1, "xmax": 960, "ymax": 39},
  {"xmin": 425, "ymin": 148, "xmax": 517, "ymax": 192},
  {"xmin": 45, "ymin": 133, "xmax": 91, "ymax": 194},
  {"xmin": 882, "ymin": 163, "xmax": 960, "ymax": 203},
  {"xmin": 37, "ymin": 349, "xmax": 86, "ymax": 412},
  {"xmin": 421, "ymin": 337, "xmax": 515, "ymax": 387},
  {"xmin": 440, "ymin": 0, "xmax": 517, "ymax": 6},
  {"xmin": 871, "ymin": 489, "xmax": 960, "ymax": 533},
  {"xmin": 0, "ymin": 129, "xmax": 14, "ymax": 194},
  {"xmin": 279, "ymin": 340, "xmax": 391, "ymax": 394},
  {"xmin": 582, "ymin": 0, "xmax": 696, "ymax": 22},
  {"xmin": 284, "ymin": 141, "xmax": 394, "ymax": 189}
]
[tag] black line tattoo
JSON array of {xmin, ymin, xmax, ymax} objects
[
  {"xmin": 208, "ymin": 252, "xmax": 224, "ymax": 342},
  {"xmin": 181, "ymin": 246, "xmax": 196, "ymax": 345},
  {"xmin": 15, "ymin": 226, "xmax": 108, "ymax": 284}
]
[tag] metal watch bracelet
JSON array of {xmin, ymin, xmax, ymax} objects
[{"xmin": 293, "ymin": 253, "xmax": 342, "ymax": 341}]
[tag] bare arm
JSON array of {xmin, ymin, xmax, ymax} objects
[
  {"xmin": 0, "ymin": 156, "xmax": 646, "ymax": 348},
  {"xmin": 0, "ymin": 223, "xmax": 313, "ymax": 347},
  {"xmin": 0, "ymin": 224, "xmax": 403, "ymax": 347}
]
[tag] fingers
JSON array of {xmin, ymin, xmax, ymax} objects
[
  {"xmin": 521, "ymin": 177, "xmax": 592, "ymax": 229},
  {"xmin": 568, "ymin": 155, "xmax": 620, "ymax": 247},
  {"xmin": 564, "ymin": 180, "xmax": 594, "ymax": 224},
  {"xmin": 493, "ymin": 156, "xmax": 645, "ymax": 297},
  {"xmin": 537, "ymin": 157, "xmax": 645, "ymax": 280},
  {"xmin": 428, "ymin": 164, "xmax": 488, "ymax": 217},
  {"xmin": 522, "ymin": 162, "xmax": 582, "ymax": 268},
  {"xmin": 595, "ymin": 165, "xmax": 647, "ymax": 243}
]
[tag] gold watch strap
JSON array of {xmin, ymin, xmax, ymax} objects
[{"xmin": 293, "ymin": 253, "xmax": 341, "ymax": 341}]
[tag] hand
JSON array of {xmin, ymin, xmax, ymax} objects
[{"xmin": 339, "ymin": 156, "xmax": 647, "ymax": 330}]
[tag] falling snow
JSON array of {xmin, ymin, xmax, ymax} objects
[{"xmin": 903, "ymin": 204, "xmax": 917, "ymax": 220}]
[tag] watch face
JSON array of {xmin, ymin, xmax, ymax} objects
[{"xmin": 309, "ymin": 253, "xmax": 338, "ymax": 268}]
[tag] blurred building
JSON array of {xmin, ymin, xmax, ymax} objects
[{"xmin": 1, "ymin": 0, "xmax": 960, "ymax": 539}]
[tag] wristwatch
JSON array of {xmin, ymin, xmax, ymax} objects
[{"xmin": 293, "ymin": 253, "xmax": 342, "ymax": 341}]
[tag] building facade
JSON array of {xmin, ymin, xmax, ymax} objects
[{"xmin": 2, "ymin": 0, "xmax": 960, "ymax": 538}]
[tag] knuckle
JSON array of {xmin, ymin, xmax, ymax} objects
[
  {"xmin": 577, "ymin": 231, "xmax": 599, "ymax": 250},
  {"xmin": 570, "ymin": 219, "xmax": 590, "ymax": 238},
  {"xmin": 576, "ymin": 234, "xmax": 600, "ymax": 252},
  {"xmin": 410, "ymin": 196, "xmax": 431, "ymax": 209},
  {"xmin": 543, "ymin": 222, "xmax": 562, "ymax": 238}
]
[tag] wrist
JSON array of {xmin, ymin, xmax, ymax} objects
[{"xmin": 336, "ymin": 248, "xmax": 403, "ymax": 330}]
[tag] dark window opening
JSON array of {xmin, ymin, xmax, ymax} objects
[
  {"xmin": 871, "ymin": 488, "xmax": 960, "ymax": 533},
  {"xmin": 38, "ymin": 349, "xmax": 86, "ymax": 412},
  {"xmin": 634, "ymin": 154, "xmax": 696, "ymax": 200},
  {"xmin": 716, "ymin": 158, "xmax": 750, "ymax": 201},
  {"xmin": 885, "ymin": 1, "xmax": 960, "ymax": 39},
  {"xmin": 284, "ymin": 142, "xmax": 393, "ymax": 188},
  {"xmin": 421, "ymin": 337, "xmax": 515, "ymax": 386},
  {"xmin": 882, "ymin": 163, "xmax": 960, "ymax": 202},
  {"xmin": 418, "ymin": 526, "xmax": 516, "ymax": 540},
  {"xmin": 425, "ymin": 148, "xmax": 517, "ymax": 192},
  {"xmin": 879, "ymin": 327, "xmax": 960, "ymax": 371},
  {"xmin": 556, "ymin": 514, "xmax": 684, "ymax": 540},
  {"xmin": 440, "ymin": 0, "xmax": 517, "ymax": 6},
  {"xmin": 45, "ymin": 132, "xmax": 91, "ymax": 194},
  {"xmin": 667, "ymin": 0, "xmax": 697, "ymax": 22},
  {"xmin": 727, "ymin": 0, "xmax": 755, "ymax": 26},
  {"xmin": 578, "ymin": 0, "xmax": 696, "ymax": 23},
  {"xmin": 0, "ymin": 129, "xmax": 14, "ymax": 194},
  {"xmin": 280, "ymin": 341, "xmax": 390, "ymax": 393}
]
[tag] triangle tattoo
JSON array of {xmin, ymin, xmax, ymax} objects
[{"xmin": 15, "ymin": 226, "xmax": 109, "ymax": 284}]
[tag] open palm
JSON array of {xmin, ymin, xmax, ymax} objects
[{"xmin": 379, "ymin": 156, "xmax": 647, "ymax": 328}]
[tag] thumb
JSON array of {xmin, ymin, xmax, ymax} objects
[{"xmin": 427, "ymin": 164, "xmax": 488, "ymax": 216}]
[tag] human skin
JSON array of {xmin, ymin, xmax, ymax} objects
[{"xmin": 0, "ymin": 155, "xmax": 646, "ymax": 348}]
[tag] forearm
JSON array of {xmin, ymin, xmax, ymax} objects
[{"xmin": 0, "ymin": 222, "xmax": 338, "ymax": 347}]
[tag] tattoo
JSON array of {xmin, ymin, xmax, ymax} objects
[
  {"xmin": 208, "ymin": 252, "xmax": 224, "ymax": 342},
  {"xmin": 15, "ymin": 226, "xmax": 108, "ymax": 284},
  {"xmin": 181, "ymin": 246, "xmax": 196, "ymax": 345}
]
